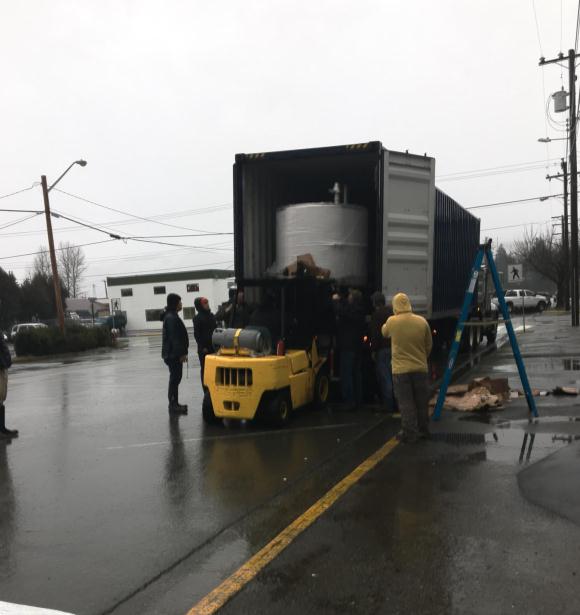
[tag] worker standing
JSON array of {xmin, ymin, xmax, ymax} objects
[
  {"xmin": 0, "ymin": 331, "xmax": 18, "ymax": 438},
  {"xmin": 160, "ymin": 293, "xmax": 189, "ymax": 414},
  {"xmin": 193, "ymin": 297, "xmax": 217, "ymax": 387},
  {"xmin": 370, "ymin": 291, "xmax": 395, "ymax": 412},
  {"xmin": 333, "ymin": 289, "xmax": 365, "ymax": 410},
  {"xmin": 382, "ymin": 292, "xmax": 433, "ymax": 442}
]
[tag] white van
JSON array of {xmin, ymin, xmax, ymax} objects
[{"xmin": 10, "ymin": 323, "xmax": 48, "ymax": 341}]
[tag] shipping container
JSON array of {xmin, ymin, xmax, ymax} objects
[{"xmin": 233, "ymin": 141, "xmax": 480, "ymax": 328}]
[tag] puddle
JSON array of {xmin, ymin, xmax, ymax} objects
[{"xmin": 433, "ymin": 416, "xmax": 580, "ymax": 465}]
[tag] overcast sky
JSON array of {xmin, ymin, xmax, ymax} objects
[{"xmin": 0, "ymin": 0, "xmax": 574, "ymax": 296}]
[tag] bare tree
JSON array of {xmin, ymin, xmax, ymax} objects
[
  {"xmin": 32, "ymin": 246, "xmax": 51, "ymax": 279},
  {"xmin": 57, "ymin": 242, "xmax": 87, "ymax": 298},
  {"xmin": 512, "ymin": 228, "xmax": 567, "ymax": 307}
]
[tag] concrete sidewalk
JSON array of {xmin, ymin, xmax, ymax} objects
[{"xmin": 217, "ymin": 313, "xmax": 580, "ymax": 615}]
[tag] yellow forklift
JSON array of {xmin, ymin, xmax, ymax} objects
[{"xmin": 202, "ymin": 279, "xmax": 333, "ymax": 427}]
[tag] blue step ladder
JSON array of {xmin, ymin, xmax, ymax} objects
[{"xmin": 433, "ymin": 240, "xmax": 539, "ymax": 420}]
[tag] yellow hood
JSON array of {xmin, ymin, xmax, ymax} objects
[{"xmin": 392, "ymin": 292, "xmax": 413, "ymax": 314}]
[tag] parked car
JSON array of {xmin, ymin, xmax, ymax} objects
[
  {"xmin": 491, "ymin": 289, "xmax": 548, "ymax": 313},
  {"xmin": 535, "ymin": 292, "xmax": 555, "ymax": 308},
  {"xmin": 9, "ymin": 322, "xmax": 49, "ymax": 341}
]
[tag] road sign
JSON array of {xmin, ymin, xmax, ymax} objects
[{"xmin": 509, "ymin": 264, "xmax": 524, "ymax": 282}]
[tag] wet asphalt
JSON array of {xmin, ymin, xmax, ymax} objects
[
  {"xmin": 0, "ymin": 336, "xmax": 395, "ymax": 614},
  {"xmin": 1, "ymin": 313, "xmax": 580, "ymax": 614}
]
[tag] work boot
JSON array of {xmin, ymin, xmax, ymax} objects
[
  {"xmin": 168, "ymin": 402, "xmax": 188, "ymax": 415},
  {"xmin": 395, "ymin": 430, "xmax": 417, "ymax": 444},
  {"xmin": 0, "ymin": 404, "xmax": 18, "ymax": 438}
]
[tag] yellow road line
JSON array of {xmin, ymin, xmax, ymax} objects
[{"xmin": 187, "ymin": 436, "xmax": 400, "ymax": 615}]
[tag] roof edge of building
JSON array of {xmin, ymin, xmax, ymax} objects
[{"xmin": 106, "ymin": 269, "xmax": 234, "ymax": 287}]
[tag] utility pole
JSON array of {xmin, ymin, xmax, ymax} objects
[
  {"xmin": 540, "ymin": 50, "xmax": 580, "ymax": 325},
  {"xmin": 563, "ymin": 160, "xmax": 570, "ymax": 310},
  {"xmin": 41, "ymin": 175, "xmax": 66, "ymax": 334},
  {"xmin": 548, "ymin": 161, "xmax": 571, "ymax": 310},
  {"xmin": 569, "ymin": 48, "xmax": 579, "ymax": 326}
]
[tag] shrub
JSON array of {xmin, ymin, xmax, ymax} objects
[{"xmin": 14, "ymin": 324, "xmax": 114, "ymax": 357}]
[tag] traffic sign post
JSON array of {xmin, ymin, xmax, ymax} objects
[{"xmin": 509, "ymin": 264, "xmax": 524, "ymax": 283}]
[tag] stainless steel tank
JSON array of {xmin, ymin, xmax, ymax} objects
[{"xmin": 275, "ymin": 201, "xmax": 368, "ymax": 284}]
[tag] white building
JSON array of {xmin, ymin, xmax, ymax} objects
[{"xmin": 106, "ymin": 269, "xmax": 234, "ymax": 332}]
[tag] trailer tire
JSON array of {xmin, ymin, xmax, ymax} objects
[
  {"xmin": 269, "ymin": 392, "xmax": 292, "ymax": 427},
  {"xmin": 202, "ymin": 390, "xmax": 220, "ymax": 424},
  {"xmin": 486, "ymin": 327, "xmax": 497, "ymax": 344},
  {"xmin": 314, "ymin": 367, "xmax": 330, "ymax": 408}
]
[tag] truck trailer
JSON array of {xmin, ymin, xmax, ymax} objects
[
  {"xmin": 202, "ymin": 141, "xmax": 493, "ymax": 425},
  {"xmin": 233, "ymin": 140, "xmax": 483, "ymax": 346}
]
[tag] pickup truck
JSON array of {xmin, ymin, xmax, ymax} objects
[{"xmin": 492, "ymin": 289, "xmax": 548, "ymax": 313}]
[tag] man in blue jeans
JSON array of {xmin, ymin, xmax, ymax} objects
[{"xmin": 370, "ymin": 291, "xmax": 396, "ymax": 412}]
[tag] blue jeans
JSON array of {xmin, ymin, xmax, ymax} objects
[
  {"xmin": 375, "ymin": 348, "xmax": 396, "ymax": 411},
  {"xmin": 340, "ymin": 351, "xmax": 362, "ymax": 406}
]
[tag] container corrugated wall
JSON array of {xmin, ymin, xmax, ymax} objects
[{"xmin": 432, "ymin": 189, "xmax": 480, "ymax": 316}]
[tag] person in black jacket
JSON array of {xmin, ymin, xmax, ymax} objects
[
  {"xmin": 160, "ymin": 293, "xmax": 189, "ymax": 414},
  {"xmin": 216, "ymin": 290, "xmax": 251, "ymax": 329},
  {"xmin": 0, "ymin": 333, "xmax": 17, "ymax": 438},
  {"xmin": 370, "ymin": 291, "xmax": 396, "ymax": 412},
  {"xmin": 333, "ymin": 289, "xmax": 366, "ymax": 410},
  {"xmin": 193, "ymin": 297, "xmax": 217, "ymax": 387}
]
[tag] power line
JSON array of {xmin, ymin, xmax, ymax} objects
[
  {"xmin": 0, "ymin": 213, "xmax": 42, "ymax": 230},
  {"xmin": 53, "ymin": 188, "xmax": 229, "ymax": 235},
  {"xmin": 124, "ymin": 232, "xmax": 233, "ymax": 239},
  {"xmin": 0, "ymin": 208, "xmax": 44, "ymax": 214},
  {"xmin": 532, "ymin": 0, "xmax": 544, "ymax": 56},
  {"xmin": 437, "ymin": 159, "xmax": 560, "ymax": 182},
  {"xmin": 482, "ymin": 220, "xmax": 549, "ymax": 232},
  {"xmin": 0, "ymin": 240, "xmax": 117, "ymax": 261},
  {"xmin": 466, "ymin": 193, "xmax": 563, "ymax": 210},
  {"xmin": 0, "ymin": 185, "xmax": 37, "ymax": 200},
  {"xmin": 0, "ymin": 203, "xmax": 233, "ymax": 238},
  {"xmin": 574, "ymin": 2, "xmax": 580, "ymax": 51},
  {"xmin": 438, "ymin": 158, "xmax": 560, "ymax": 178},
  {"xmin": 49, "ymin": 210, "xmax": 232, "ymax": 252}
]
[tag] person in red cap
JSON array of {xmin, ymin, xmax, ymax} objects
[{"xmin": 193, "ymin": 297, "xmax": 217, "ymax": 387}]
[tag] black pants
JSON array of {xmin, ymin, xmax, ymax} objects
[
  {"xmin": 165, "ymin": 358, "xmax": 183, "ymax": 405},
  {"xmin": 198, "ymin": 351, "xmax": 207, "ymax": 387}
]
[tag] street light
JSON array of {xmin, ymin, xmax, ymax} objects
[
  {"xmin": 538, "ymin": 137, "xmax": 567, "ymax": 142},
  {"xmin": 41, "ymin": 159, "xmax": 88, "ymax": 334}
]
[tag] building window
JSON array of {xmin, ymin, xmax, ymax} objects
[
  {"xmin": 145, "ymin": 309, "xmax": 163, "ymax": 322},
  {"xmin": 121, "ymin": 288, "xmax": 133, "ymax": 297},
  {"xmin": 183, "ymin": 307, "xmax": 195, "ymax": 319},
  {"xmin": 186, "ymin": 283, "xmax": 199, "ymax": 292},
  {"xmin": 153, "ymin": 286, "xmax": 166, "ymax": 295}
]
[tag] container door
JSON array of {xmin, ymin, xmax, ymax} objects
[{"xmin": 381, "ymin": 150, "xmax": 435, "ymax": 317}]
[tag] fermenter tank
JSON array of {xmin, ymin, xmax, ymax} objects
[{"xmin": 275, "ymin": 200, "xmax": 368, "ymax": 285}]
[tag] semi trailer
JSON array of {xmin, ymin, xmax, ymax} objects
[{"xmin": 202, "ymin": 141, "xmax": 495, "ymax": 424}]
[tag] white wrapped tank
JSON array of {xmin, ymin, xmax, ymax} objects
[{"xmin": 275, "ymin": 201, "xmax": 368, "ymax": 285}]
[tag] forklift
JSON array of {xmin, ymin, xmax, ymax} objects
[{"xmin": 202, "ymin": 278, "xmax": 334, "ymax": 427}]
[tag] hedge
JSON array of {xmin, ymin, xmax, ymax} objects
[{"xmin": 14, "ymin": 325, "xmax": 114, "ymax": 357}]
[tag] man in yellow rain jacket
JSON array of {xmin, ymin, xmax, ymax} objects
[{"xmin": 382, "ymin": 292, "xmax": 433, "ymax": 442}]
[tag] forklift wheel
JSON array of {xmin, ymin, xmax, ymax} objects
[
  {"xmin": 269, "ymin": 393, "xmax": 291, "ymax": 428},
  {"xmin": 314, "ymin": 368, "xmax": 330, "ymax": 408},
  {"xmin": 202, "ymin": 390, "xmax": 220, "ymax": 425}
]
